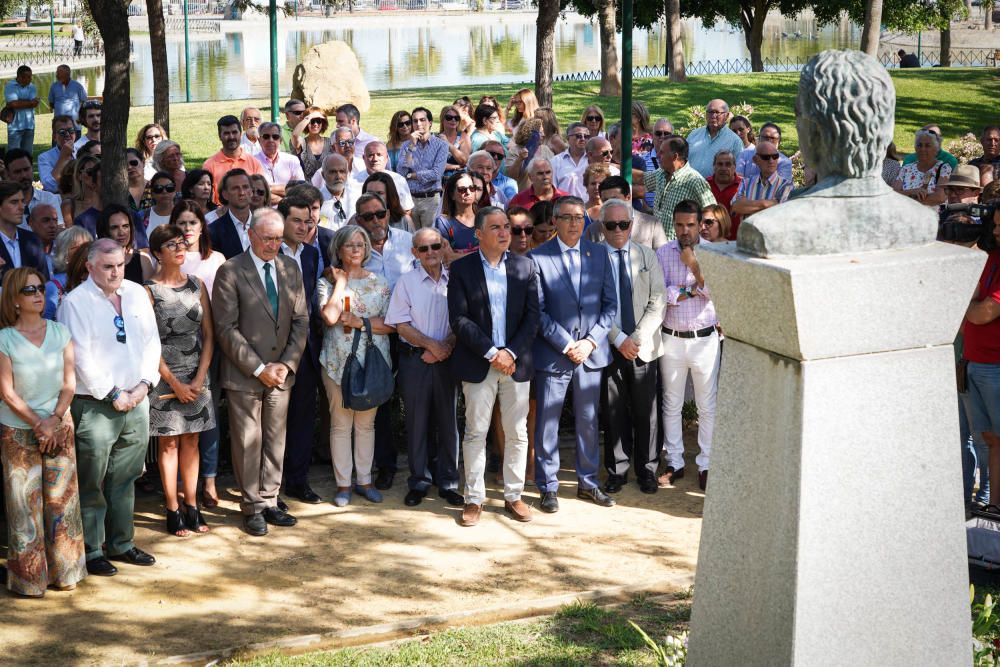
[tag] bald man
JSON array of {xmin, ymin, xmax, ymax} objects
[{"xmin": 685, "ymin": 98, "xmax": 745, "ymax": 178}]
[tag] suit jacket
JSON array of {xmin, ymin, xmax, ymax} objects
[
  {"xmin": 607, "ymin": 241, "xmax": 666, "ymax": 363},
  {"xmin": 0, "ymin": 227, "xmax": 49, "ymax": 281},
  {"xmin": 208, "ymin": 212, "xmax": 247, "ymax": 260},
  {"xmin": 280, "ymin": 243, "xmax": 322, "ymax": 371},
  {"xmin": 315, "ymin": 226, "xmax": 335, "ymax": 269},
  {"xmin": 448, "ymin": 251, "xmax": 539, "ymax": 384},
  {"xmin": 585, "ymin": 210, "xmax": 669, "ymax": 250},
  {"xmin": 212, "ymin": 251, "xmax": 309, "ymax": 392},
  {"xmin": 530, "ymin": 237, "xmax": 616, "ymax": 372}
]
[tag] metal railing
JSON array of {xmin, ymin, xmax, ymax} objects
[
  {"xmin": 554, "ymin": 47, "xmax": 999, "ymax": 82},
  {"xmin": 0, "ymin": 46, "xmax": 105, "ymax": 70}
]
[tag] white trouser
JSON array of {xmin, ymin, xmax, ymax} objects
[
  {"xmin": 461, "ymin": 367, "xmax": 530, "ymax": 505},
  {"xmin": 321, "ymin": 372, "xmax": 377, "ymax": 487},
  {"xmin": 658, "ymin": 330, "xmax": 721, "ymax": 472}
]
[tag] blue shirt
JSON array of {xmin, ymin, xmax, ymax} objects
[
  {"xmin": 0, "ymin": 321, "xmax": 72, "ymax": 428},
  {"xmin": 686, "ymin": 125, "xmax": 744, "ymax": 178},
  {"xmin": 4, "ymin": 80, "xmax": 37, "ymax": 131},
  {"xmin": 735, "ymin": 146, "xmax": 793, "ymax": 182},
  {"xmin": 480, "ymin": 250, "xmax": 508, "ymax": 353},
  {"xmin": 493, "ymin": 173, "xmax": 518, "ymax": 204},
  {"xmin": 395, "ymin": 135, "xmax": 449, "ymax": 194},
  {"xmin": 37, "ymin": 146, "xmax": 62, "ymax": 193},
  {"xmin": 47, "ymin": 80, "xmax": 87, "ymax": 125},
  {"xmin": 363, "ymin": 226, "xmax": 414, "ymax": 290},
  {"xmin": 434, "ymin": 215, "xmax": 479, "ymax": 253}
]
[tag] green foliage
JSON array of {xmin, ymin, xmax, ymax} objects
[
  {"xmin": 973, "ymin": 584, "xmax": 1000, "ymax": 665},
  {"xmin": 824, "ymin": 0, "xmax": 969, "ymax": 32},
  {"xmin": 629, "ymin": 621, "xmax": 689, "ymax": 667}
]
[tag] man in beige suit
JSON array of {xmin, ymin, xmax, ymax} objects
[
  {"xmin": 584, "ymin": 176, "xmax": 668, "ymax": 250},
  {"xmin": 213, "ymin": 208, "xmax": 309, "ymax": 536},
  {"xmin": 599, "ymin": 198, "xmax": 666, "ymax": 495}
]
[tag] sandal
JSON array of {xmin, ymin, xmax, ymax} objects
[
  {"xmin": 166, "ymin": 508, "xmax": 191, "ymax": 537},
  {"xmin": 184, "ymin": 505, "xmax": 210, "ymax": 533}
]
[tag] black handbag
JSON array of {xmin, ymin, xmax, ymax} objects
[{"xmin": 341, "ymin": 317, "xmax": 394, "ymax": 411}]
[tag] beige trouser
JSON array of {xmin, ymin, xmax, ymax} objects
[
  {"xmin": 410, "ymin": 193, "xmax": 441, "ymax": 229},
  {"xmin": 321, "ymin": 371, "xmax": 377, "ymax": 487},
  {"xmin": 226, "ymin": 387, "xmax": 290, "ymax": 516},
  {"xmin": 461, "ymin": 367, "xmax": 530, "ymax": 505}
]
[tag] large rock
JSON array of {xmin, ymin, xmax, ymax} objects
[{"xmin": 290, "ymin": 41, "xmax": 370, "ymax": 115}]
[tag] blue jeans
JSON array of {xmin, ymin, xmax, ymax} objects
[
  {"xmin": 7, "ymin": 127, "xmax": 34, "ymax": 154},
  {"xmin": 959, "ymin": 393, "xmax": 986, "ymax": 503},
  {"xmin": 964, "ymin": 361, "xmax": 1000, "ymax": 504}
]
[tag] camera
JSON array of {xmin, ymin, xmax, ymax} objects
[{"xmin": 938, "ymin": 202, "xmax": 996, "ymax": 250}]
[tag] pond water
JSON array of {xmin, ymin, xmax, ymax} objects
[{"xmin": 34, "ymin": 12, "xmax": 860, "ymax": 105}]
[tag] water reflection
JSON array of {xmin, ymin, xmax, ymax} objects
[{"xmin": 33, "ymin": 13, "xmax": 857, "ymax": 105}]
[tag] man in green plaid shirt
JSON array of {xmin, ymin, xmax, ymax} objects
[{"xmin": 643, "ymin": 135, "xmax": 716, "ymax": 240}]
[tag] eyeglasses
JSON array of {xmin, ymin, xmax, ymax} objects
[
  {"xmin": 569, "ymin": 133, "xmax": 590, "ymax": 140},
  {"xmin": 700, "ymin": 218, "xmax": 717, "ymax": 226},
  {"xmin": 653, "ymin": 130, "xmax": 673, "ymax": 137},
  {"xmin": 603, "ymin": 220, "xmax": 631, "ymax": 231},
  {"xmin": 18, "ymin": 284, "xmax": 42, "ymax": 295},
  {"xmin": 556, "ymin": 214, "xmax": 586, "ymax": 223},
  {"xmin": 585, "ymin": 115, "xmax": 602, "ymax": 122},
  {"xmin": 416, "ymin": 243, "xmax": 443, "ymax": 253},
  {"xmin": 706, "ymin": 110, "xmax": 727, "ymax": 116},
  {"xmin": 337, "ymin": 140, "xmax": 355, "ymax": 148},
  {"xmin": 358, "ymin": 209, "xmax": 388, "ymax": 222},
  {"xmin": 759, "ymin": 135, "xmax": 780, "ymax": 143},
  {"xmin": 162, "ymin": 239, "xmax": 191, "ymax": 251},
  {"xmin": 128, "ymin": 160, "xmax": 141, "ymax": 167},
  {"xmin": 114, "ymin": 314, "xmax": 126, "ymax": 344},
  {"xmin": 756, "ymin": 153, "xmax": 780, "ymax": 161},
  {"xmin": 510, "ymin": 226, "xmax": 534, "ymax": 236},
  {"xmin": 455, "ymin": 185, "xmax": 481, "ymax": 195},
  {"xmin": 399, "ymin": 119, "xmax": 412, "ymax": 127},
  {"xmin": 342, "ymin": 243, "xmax": 367, "ymax": 250},
  {"xmin": 152, "ymin": 183, "xmax": 176, "ymax": 194},
  {"xmin": 443, "ymin": 114, "xmax": 460, "ymax": 122},
  {"xmin": 260, "ymin": 133, "xmax": 281, "ymax": 140},
  {"xmin": 145, "ymin": 133, "xmax": 162, "ymax": 141},
  {"xmin": 253, "ymin": 189, "xmax": 267, "ymax": 197},
  {"xmin": 56, "ymin": 128, "xmax": 75, "ymax": 137}
]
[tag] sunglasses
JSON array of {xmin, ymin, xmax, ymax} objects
[
  {"xmin": 604, "ymin": 220, "xmax": 631, "ymax": 231},
  {"xmin": 260, "ymin": 133, "xmax": 281, "ymax": 140},
  {"xmin": 701, "ymin": 218, "xmax": 717, "ymax": 226},
  {"xmin": 585, "ymin": 115, "xmax": 602, "ymax": 122},
  {"xmin": 399, "ymin": 119, "xmax": 412, "ymax": 127},
  {"xmin": 510, "ymin": 226, "xmax": 534, "ymax": 236},
  {"xmin": 358, "ymin": 209, "xmax": 388, "ymax": 222},
  {"xmin": 114, "ymin": 314, "xmax": 126, "ymax": 344},
  {"xmin": 57, "ymin": 128, "xmax": 75, "ymax": 137},
  {"xmin": 569, "ymin": 133, "xmax": 590, "ymax": 140},
  {"xmin": 653, "ymin": 130, "xmax": 673, "ymax": 137},
  {"xmin": 253, "ymin": 189, "xmax": 267, "ymax": 197},
  {"xmin": 287, "ymin": 108, "xmax": 305, "ymax": 115},
  {"xmin": 443, "ymin": 114, "xmax": 460, "ymax": 122},
  {"xmin": 18, "ymin": 284, "xmax": 42, "ymax": 295},
  {"xmin": 488, "ymin": 152, "xmax": 504, "ymax": 161},
  {"xmin": 152, "ymin": 183, "xmax": 176, "ymax": 194},
  {"xmin": 337, "ymin": 140, "xmax": 355, "ymax": 148},
  {"xmin": 309, "ymin": 118, "xmax": 324, "ymax": 125},
  {"xmin": 455, "ymin": 185, "xmax": 481, "ymax": 195},
  {"xmin": 128, "ymin": 160, "xmax": 141, "ymax": 167},
  {"xmin": 756, "ymin": 153, "xmax": 780, "ymax": 161},
  {"xmin": 416, "ymin": 243, "xmax": 443, "ymax": 253},
  {"xmin": 597, "ymin": 150, "xmax": 613, "ymax": 159}
]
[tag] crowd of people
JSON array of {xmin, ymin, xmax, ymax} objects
[{"xmin": 0, "ymin": 67, "xmax": 995, "ymax": 598}]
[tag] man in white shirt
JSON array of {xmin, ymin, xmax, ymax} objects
[
  {"xmin": 318, "ymin": 153, "xmax": 357, "ymax": 228},
  {"xmin": 552, "ymin": 122, "xmax": 591, "ymax": 199},
  {"xmin": 207, "ymin": 168, "xmax": 255, "ymax": 259},
  {"xmin": 357, "ymin": 141, "xmax": 413, "ymax": 213},
  {"xmin": 255, "ymin": 122, "xmax": 304, "ymax": 199},
  {"xmin": 240, "ymin": 106, "xmax": 264, "ymax": 157},
  {"xmin": 58, "ymin": 238, "xmax": 161, "ymax": 576}
]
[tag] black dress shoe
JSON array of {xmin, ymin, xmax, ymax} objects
[
  {"xmin": 244, "ymin": 513, "xmax": 268, "ymax": 536},
  {"xmin": 263, "ymin": 506, "xmax": 298, "ymax": 527},
  {"xmin": 438, "ymin": 488, "xmax": 464, "ymax": 506},
  {"xmin": 404, "ymin": 489, "xmax": 427, "ymax": 507},
  {"xmin": 0, "ymin": 564, "xmax": 6, "ymax": 584},
  {"xmin": 86, "ymin": 557, "xmax": 118, "ymax": 576},
  {"xmin": 374, "ymin": 469, "xmax": 395, "ymax": 490},
  {"xmin": 539, "ymin": 491, "xmax": 559, "ymax": 513},
  {"xmin": 603, "ymin": 474, "xmax": 627, "ymax": 494},
  {"xmin": 285, "ymin": 485, "xmax": 322, "ymax": 504},
  {"xmin": 699, "ymin": 470, "xmax": 708, "ymax": 491},
  {"xmin": 108, "ymin": 547, "xmax": 156, "ymax": 566},
  {"xmin": 577, "ymin": 486, "xmax": 616, "ymax": 507},
  {"xmin": 638, "ymin": 476, "xmax": 659, "ymax": 495},
  {"xmin": 277, "ymin": 498, "xmax": 289, "ymax": 512}
]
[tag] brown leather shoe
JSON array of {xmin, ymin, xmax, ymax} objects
[
  {"xmin": 504, "ymin": 499, "xmax": 533, "ymax": 522},
  {"xmin": 460, "ymin": 503, "xmax": 482, "ymax": 527}
]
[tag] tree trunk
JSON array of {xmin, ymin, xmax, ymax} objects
[
  {"xmin": 534, "ymin": 0, "xmax": 559, "ymax": 107},
  {"xmin": 940, "ymin": 26, "xmax": 951, "ymax": 66},
  {"xmin": 739, "ymin": 0, "xmax": 768, "ymax": 72},
  {"xmin": 146, "ymin": 0, "xmax": 169, "ymax": 133},
  {"xmin": 87, "ymin": 0, "xmax": 130, "ymax": 207},
  {"xmin": 666, "ymin": 0, "xmax": 686, "ymax": 82},
  {"xmin": 860, "ymin": 0, "xmax": 882, "ymax": 56},
  {"xmin": 596, "ymin": 0, "xmax": 620, "ymax": 96}
]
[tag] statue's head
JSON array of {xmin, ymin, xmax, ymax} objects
[{"xmin": 797, "ymin": 50, "xmax": 894, "ymax": 181}]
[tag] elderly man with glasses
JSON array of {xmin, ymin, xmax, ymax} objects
[
  {"xmin": 552, "ymin": 122, "xmax": 591, "ymax": 199},
  {"xmin": 731, "ymin": 141, "xmax": 793, "ymax": 219},
  {"xmin": 735, "ymin": 122, "xmax": 792, "ymax": 182},
  {"xmin": 686, "ymin": 99, "xmax": 745, "ymax": 178},
  {"xmin": 255, "ymin": 121, "xmax": 304, "ymax": 199},
  {"xmin": 481, "ymin": 139, "xmax": 518, "ymax": 203}
]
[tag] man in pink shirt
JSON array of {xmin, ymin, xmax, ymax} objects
[
  {"xmin": 202, "ymin": 114, "xmax": 263, "ymax": 204},
  {"xmin": 255, "ymin": 122, "xmax": 304, "ymax": 199}
]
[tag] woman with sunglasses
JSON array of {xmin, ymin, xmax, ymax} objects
[
  {"xmin": 135, "ymin": 123, "xmax": 167, "ymax": 180},
  {"xmin": 0, "ymin": 267, "xmax": 86, "ymax": 596},
  {"xmin": 700, "ymin": 204, "xmax": 732, "ymax": 243},
  {"xmin": 362, "ymin": 172, "xmax": 414, "ymax": 232},
  {"xmin": 386, "ymin": 110, "xmax": 412, "ymax": 172},
  {"xmin": 506, "ymin": 88, "xmax": 538, "ymax": 134},
  {"xmin": 97, "ymin": 204, "xmax": 154, "ymax": 284},
  {"xmin": 145, "ymin": 223, "xmax": 215, "ymax": 537},
  {"xmin": 293, "ymin": 108, "xmax": 332, "ymax": 182},
  {"xmin": 439, "ymin": 104, "xmax": 472, "ymax": 181},
  {"xmin": 581, "ymin": 105, "xmax": 606, "ymax": 138},
  {"xmin": 139, "ymin": 171, "xmax": 178, "ymax": 237},
  {"xmin": 434, "ymin": 171, "xmax": 485, "ymax": 263},
  {"xmin": 126, "ymin": 148, "xmax": 150, "ymax": 211},
  {"xmin": 249, "ymin": 174, "xmax": 271, "ymax": 210}
]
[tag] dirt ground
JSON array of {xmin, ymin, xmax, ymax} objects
[{"xmin": 0, "ymin": 437, "xmax": 704, "ymax": 666}]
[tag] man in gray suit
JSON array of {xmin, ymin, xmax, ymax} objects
[
  {"xmin": 598, "ymin": 199, "xmax": 666, "ymax": 496},
  {"xmin": 530, "ymin": 195, "xmax": 617, "ymax": 513},
  {"xmin": 213, "ymin": 208, "xmax": 309, "ymax": 536}
]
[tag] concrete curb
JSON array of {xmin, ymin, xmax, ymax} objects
[{"xmin": 148, "ymin": 573, "xmax": 695, "ymax": 666}]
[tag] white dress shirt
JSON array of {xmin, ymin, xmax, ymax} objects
[
  {"xmin": 480, "ymin": 250, "xmax": 509, "ymax": 361},
  {"xmin": 280, "ymin": 241, "xmax": 305, "ymax": 273},
  {"xmin": 229, "ymin": 210, "xmax": 252, "ymax": 252},
  {"xmin": 57, "ymin": 277, "xmax": 161, "ymax": 399},
  {"xmin": 364, "ymin": 226, "xmax": 414, "ymax": 290}
]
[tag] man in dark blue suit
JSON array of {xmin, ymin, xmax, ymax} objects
[
  {"xmin": 276, "ymin": 194, "xmax": 323, "ymax": 504},
  {"xmin": 530, "ymin": 195, "xmax": 617, "ymax": 513},
  {"xmin": 0, "ymin": 180, "xmax": 48, "ymax": 281},
  {"xmin": 208, "ymin": 168, "xmax": 254, "ymax": 260},
  {"xmin": 448, "ymin": 206, "xmax": 539, "ymax": 527}
]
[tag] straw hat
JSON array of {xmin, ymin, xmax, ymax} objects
[{"xmin": 944, "ymin": 164, "xmax": 982, "ymax": 190}]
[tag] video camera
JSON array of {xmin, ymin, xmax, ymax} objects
[{"xmin": 938, "ymin": 202, "xmax": 996, "ymax": 249}]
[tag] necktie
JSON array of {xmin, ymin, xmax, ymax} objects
[
  {"xmin": 567, "ymin": 248, "xmax": 580, "ymax": 297},
  {"xmin": 617, "ymin": 249, "xmax": 636, "ymax": 335},
  {"xmin": 264, "ymin": 262, "xmax": 278, "ymax": 319}
]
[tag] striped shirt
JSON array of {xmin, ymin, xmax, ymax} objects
[
  {"xmin": 644, "ymin": 162, "xmax": 717, "ymax": 241},
  {"xmin": 655, "ymin": 240, "xmax": 718, "ymax": 332},
  {"xmin": 735, "ymin": 172, "xmax": 793, "ymax": 206}
]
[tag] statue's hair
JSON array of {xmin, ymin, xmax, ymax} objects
[{"xmin": 798, "ymin": 50, "xmax": 894, "ymax": 178}]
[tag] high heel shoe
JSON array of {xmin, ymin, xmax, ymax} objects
[
  {"xmin": 184, "ymin": 505, "xmax": 210, "ymax": 533},
  {"xmin": 166, "ymin": 508, "xmax": 190, "ymax": 537}
]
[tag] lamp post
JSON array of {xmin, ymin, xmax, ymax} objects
[
  {"xmin": 183, "ymin": 0, "xmax": 191, "ymax": 102},
  {"xmin": 269, "ymin": 0, "xmax": 279, "ymax": 122},
  {"xmin": 620, "ymin": 0, "xmax": 633, "ymax": 184},
  {"xmin": 49, "ymin": 0, "xmax": 55, "ymax": 56}
]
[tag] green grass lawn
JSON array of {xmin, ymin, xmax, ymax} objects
[
  {"xmin": 25, "ymin": 67, "xmax": 998, "ymax": 170},
  {"xmin": 225, "ymin": 595, "xmax": 691, "ymax": 666}
]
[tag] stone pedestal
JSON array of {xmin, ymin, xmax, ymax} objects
[{"xmin": 686, "ymin": 240, "xmax": 984, "ymax": 666}]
